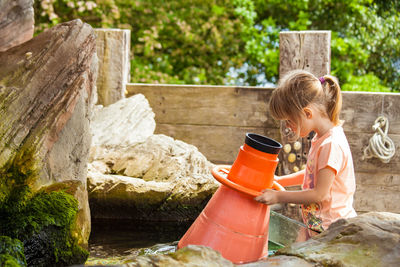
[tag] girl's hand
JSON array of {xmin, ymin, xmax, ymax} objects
[{"xmin": 254, "ymin": 189, "xmax": 279, "ymax": 205}]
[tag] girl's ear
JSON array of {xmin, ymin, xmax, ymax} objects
[{"xmin": 304, "ymin": 107, "xmax": 312, "ymax": 119}]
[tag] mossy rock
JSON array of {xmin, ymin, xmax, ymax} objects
[
  {"xmin": 1, "ymin": 186, "xmax": 88, "ymax": 266},
  {"xmin": 275, "ymin": 212, "xmax": 400, "ymax": 267},
  {"xmin": 125, "ymin": 245, "xmax": 234, "ymax": 266},
  {"xmin": 0, "ymin": 236, "xmax": 27, "ymax": 267}
]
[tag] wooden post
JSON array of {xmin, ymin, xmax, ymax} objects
[
  {"xmin": 278, "ymin": 30, "xmax": 331, "ymax": 176},
  {"xmin": 95, "ymin": 28, "xmax": 131, "ymax": 106}
]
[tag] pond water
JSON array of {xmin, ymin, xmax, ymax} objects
[
  {"xmin": 86, "ymin": 219, "xmax": 192, "ymax": 265},
  {"xmin": 86, "ymin": 218, "xmax": 283, "ymax": 266}
]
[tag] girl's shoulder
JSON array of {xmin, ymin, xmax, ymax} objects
[
  {"xmin": 312, "ymin": 126, "xmax": 343, "ymax": 145},
  {"xmin": 319, "ymin": 126, "xmax": 351, "ymax": 155}
]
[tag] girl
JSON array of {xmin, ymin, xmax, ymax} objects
[{"xmin": 255, "ymin": 70, "xmax": 357, "ymax": 233}]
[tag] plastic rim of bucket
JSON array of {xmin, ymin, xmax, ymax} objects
[
  {"xmin": 212, "ymin": 165, "xmax": 285, "ymax": 197},
  {"xmin": 245, "ymin": 133, "xmax": 282, "ymax": 154},
  {"xmin": 227, "ymin": 134, "xmax": 282, "ymax": 191}
]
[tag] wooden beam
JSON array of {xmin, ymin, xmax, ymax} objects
[
  {"xmin": 279, "ymin": 31, "xmax": 331, "ymax": 78},
  {"xmin": 95, "ymin": 28, "xmax": 130, "ymax": 106},
  {"xmin": 156, "ymin": 123, "xmax": 281, "ymax": 164},
  {"xmin": 127, "ymin": 84, "xmax": 276, "ymax": 128}
]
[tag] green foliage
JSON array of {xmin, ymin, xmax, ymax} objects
[
  {"xmin": 34, "ymin": 0, "xmax": 120, "ymax": 32},
  {"xmin": 342, "ymin": 73, "xmax": 391, "ymax": 92},
  {"xmin": 34, "ymin": 0, "xmax": 250, "ymax": 85},
  {"xmin": 0, "ymin": 236, "xmax": 27, "ymax": 267},
  {"xmin": 33, "ymin": 0, "xmax": 399, "ymax": 91},
  {"xmin": 0, "ymin": 166, "xmax": 88, "ymax": 266},
  {"xmin": 124, "ymin": 0, "xmax": 249, "ymax": 85},
  {"xmin": 251, "ymin": 0, "xmax": 400, "ymax": 91}
]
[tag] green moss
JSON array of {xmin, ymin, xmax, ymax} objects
[
  {"xmin": 0, "ymin": 236, "xmax": 27, "ymax": 267},
  {"xmin": 0, "ymin": 165, "xmax": 32, "ymax": 206},
  {"xmin": 278, "ymin": 242, "xmax": 381, "ymax": 267},
  {"xmin": 0, "ymin": 166, "xmax": 88, "ymax": 266},
  {"xmin": 320, "ymin": 245, "xmax": 381, "ymax": 267},
  {"xmin": 0, "ymin": 255, "xmax": 23, "ymax": 267},
  {"xmin": 268, "ymin": 241, "xmax": 284, "ymax": 251}
]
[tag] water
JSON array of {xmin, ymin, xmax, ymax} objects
[
  {"xmin": 87, "ymin": 219, "xmax": 191, "ymax": 265},
  {"xmin": 86, "ymin": 218, "xmax": 283, "ymax": 265}
]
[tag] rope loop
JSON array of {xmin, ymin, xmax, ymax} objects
[{"xmin": 363, "ymin": 116, "xmax": 396, "ymax": 163}]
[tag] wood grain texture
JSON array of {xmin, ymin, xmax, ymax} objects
[
  {"xmin": 155, "ymin": 123, "xmax": 281, "ymax": 164},
  {"xmin": 127, "ymin": 84, "xmax": 275, "ymax": 128},
  {"xmin": 127, "ymin": 84, "xmax": 400, "ymax": 168},
  {"xmin": 354, "ymin": 173, "xmax": 400, "ymax": 213},
  {"xmin": 94, "ymin": 28, "xmax": 130, "ymax": 106},
  {"xmin": 279, "ymin": 31, "xmax": 331, "ymax": 78}
]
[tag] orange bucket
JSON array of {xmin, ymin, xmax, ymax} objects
[
  {"xmin": 177, "ymin": 133, "xmax": 283, "ymax": 264},
  {"xmin": 228, "ymin": 133, "xmax": 281, "ymax": 191}
]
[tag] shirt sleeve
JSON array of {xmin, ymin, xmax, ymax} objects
[{"xmin": 317, "ymin": 141, "xmax": 344, "ymax": 175}]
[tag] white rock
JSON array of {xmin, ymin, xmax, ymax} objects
[
  {"xmin": 90, "ymin": 94, "xmax": 155, "ymax": 148},
  {"xmin": 88, "ymin": 94, "xmax": 219, "ymax": 221}
]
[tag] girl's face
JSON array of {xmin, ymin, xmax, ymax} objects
[{"xmin": 284, "ymin": 110, "xmax": 314, "ymax": 138}]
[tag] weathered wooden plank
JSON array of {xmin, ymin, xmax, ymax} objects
[
  {"xmin": 95, "ymin": 29, "xmax": 130, "ymax": 106},
  {"xmin": 155, "ymin": 123, "xmax": 281, "ymax": 164},
  {"xmin": 155, "ymin": 123, "xmax": 400, "ymax": 173},
  {"xmin": 279, "ymin": 31, "xmax": 331, "ymax": 78},
  {"xmin": 347, "ymin": 132, "xmax": 400, "ymax": 173},
  {"xmin": 354, "ymin": 181, "xmax": 400, "ymax": 213},
  {"xmin": 127, "ymin": 84, "xmax": 277, "ymax": 128},
  {"xmin": 354, "ymin": 172, "xmax": 400, "ymax": 213},
  {"xmin": 356, "ymin": 172, "xmax": 400, "ymax": 189},
  {"xmin": 127, "ymin": 84, "xmax": 400, "ymax": 173},
  {"xmin": 127, "ymin": 84, "xmax": 400, "ymax": 134},
  {"xmin": 341, "ymin": 91, "xmax": 400, "ymax": 135}
]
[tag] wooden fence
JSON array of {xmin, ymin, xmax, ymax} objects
[{"xmin": 127, "ymin": 83, "xmax": 400, "ymax": 214}]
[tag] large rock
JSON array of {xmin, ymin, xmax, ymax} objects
[
  {"xmin": 88, "ymin": 95, "xmax": 218, "ymax": 221},
  {"xmin": 275, "ymin": 212, "xmax": 400, "ymax": 266},
  {"xmin": 123, "ymin": 243, "xmax": 312, "ymax": 267},
  {"xmin": 126, "ymin": 245, "xmax": 234, "ymax": 267},
  {"xmin": 0, "ymin": 0, "xmax": 34, "ymax": 52},
  {"xmin": 90, "ymin": 94, "xmax": 155, "ymax": 148},
  {"xmin": 0, "ymin": 19, "xmax": 97, "ymax": 266},
  {"xmin": 88, "ymin": 134, "xmax": 218, "ymax": 221}
]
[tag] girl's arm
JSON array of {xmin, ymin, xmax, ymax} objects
[
  {"xmin": 256, "ymin": 167, "xmax": 336, "ymax": 205},
  {"xmin": 275, "ymin": 169, "xmax": 305, "ymax": 187}
]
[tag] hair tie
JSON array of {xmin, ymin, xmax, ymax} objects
[{"xmin": 319, "ymin": 77, "xmax": 326, "ymax": 84}]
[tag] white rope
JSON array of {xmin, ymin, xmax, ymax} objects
[{"xmin": 363, "ymin": 116, "xmax": 396, "ymax": 163}]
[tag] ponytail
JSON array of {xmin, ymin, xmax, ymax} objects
[
  {"xmin": 321, "ymin": 75, "xmax": 342, "ymax": 125},
  {"xmin": 271, "ymin": 70, "xmax": 343, "ymax": 128}
]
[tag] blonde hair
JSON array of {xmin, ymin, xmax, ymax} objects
[{"xmin": 269, "ymin": 69, "xmax": 342, "ymax": 130}]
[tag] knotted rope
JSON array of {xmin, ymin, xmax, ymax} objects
[{"xmin": 363, "ymin": 116, "xmax": 396, "ymax": 163}]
